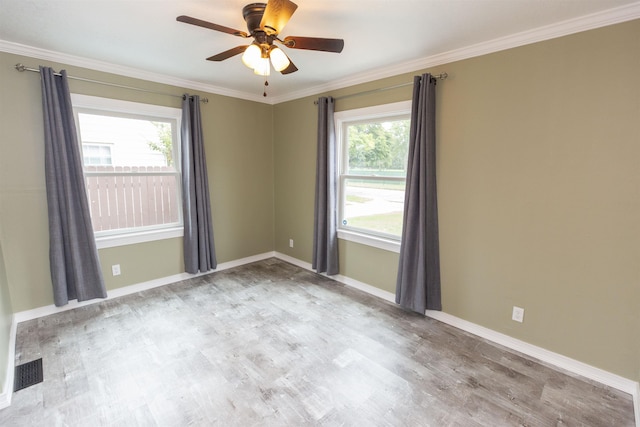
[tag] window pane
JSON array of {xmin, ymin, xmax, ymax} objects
[
  {"xmin": 343, "ymin": 178, "xmax": 405, "ymax": 238},
  {"xmin": 346, "ymin": 119, "xmax": 409, "ymax": 176},
  {"xmin": 78, "ymin": 113, "xmax": 175, "ymax": 170},
  {"xmin": 76, "ymin": 110, "xmax": 181, "ymax": 235},
  {"xmin": 341, "ymin": 114, "xmax": 409, "ymax": 239}
]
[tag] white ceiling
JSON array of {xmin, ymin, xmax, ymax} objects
[{"xmin": 1, "ymin": 0, "xmax": 639, "ymax": 103}]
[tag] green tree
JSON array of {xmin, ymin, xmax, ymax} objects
[
  {"xmin": 388, "ymin": 120, "xmax": 410, "ymax": 169},
  {"xmin": 148, "ymin": 122, "xmax": 173, "ymax": 166},
  {"xmin": 347, "ymin": 119, "xmax": 409, "ymax": 172}
]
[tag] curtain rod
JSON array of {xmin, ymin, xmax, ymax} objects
[
  {"xmin": 313, "ymin": 72, "xmax": 447, "ymax": 104},
  {"xmin": 14, "ymin": 63, "xmax": 209, "ymax": 103}
]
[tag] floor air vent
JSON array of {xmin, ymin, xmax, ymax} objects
[{"xmin": 14, "ymin": 358, "xmax": 43, "ymax": 392}]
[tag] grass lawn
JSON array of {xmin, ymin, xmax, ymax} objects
[
  {"xmin": 348, "ymin": 181, "xmax": 405, "ymax": 191},
  {"xmin": 347, "ymin": 211, "xmax": 403, "ymax": 236},
  {"xmin": 346, "ymin": 194, "xmax": 373, "ymax": 203}
]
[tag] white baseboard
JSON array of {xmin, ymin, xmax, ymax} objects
[
  {"xmin": 5, "ymin": 251, "xmax": 638, "ymax": 425},
  {"xmin": 0, "ymin": 314, "xmax": 17, "ymax": 410},
  {"xmin": 634, "ymin": 383, "xmax": 640, "ymax": 427},
  {"xmin": 424, "ymin": 310, "xmax": 639, "ymax": 393},
  {"xmin": 4, "ymin": 251, "xmax": 276, "ymax": 409},
  {"xmin": 273, "ymin": 252, "xmax": 311, "ymax": 270},
  {"xmin": 275, "ymin": 253, "xmax": 398, "ymax": 303},
  {"xmin": 426, "ymin": 308, "xmax": 640, "ymax": 426},
  {"xmin": 14, "ymin": 251, "xmax": 276, "ymax": 323},
  {"xmin": 275, "ymin": 252, "xmax": 639, "ymax": 425}
]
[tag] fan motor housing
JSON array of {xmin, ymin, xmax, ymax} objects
[{"xmin": 243, "ymin": 3, "xmax": 267, "ymax": 34}]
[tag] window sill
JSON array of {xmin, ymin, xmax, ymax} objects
[
  {"xmin": 95, "ymin": 227, "xmax": 183, "ymax": 249},
  {"xmin": 337, "ymin": 229, "xmax": 401, "ymax": 253}
]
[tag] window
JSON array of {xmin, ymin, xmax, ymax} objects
[
  {"xmin": 82, "ymin": 143, "xmax": 113, "ymax": 165},
  {"xmin": 335, "ymin": 101, "xmax": 411, "ymax": 252},
  {"xmin": 71, "ymin": 94, "xmax": 183, "ymax": 248}
]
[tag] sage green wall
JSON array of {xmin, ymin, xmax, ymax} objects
[
  {"xmin": 0, "ymin": 18, "xmax": 638, "ymax": 387},
  {"xmin": 0, "ymin": 51, "xmax": 274, "ymax": 312},
  {"xmin": 274, "ymin": 20, "xmax": 640, "ymax": 382}
]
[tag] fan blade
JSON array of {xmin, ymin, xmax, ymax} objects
[
  {"xmin": 177, "ymin": 15, "xmax": 248, "ymax": 38},
  {"xmin": 260, "ymin": 0, "xmax": 298, "ymax": 35},
  {"xmin": 280, "ymin": 60, "xmax": 298, "ymax": 75},
  {"xmin": 283, "ymin": 36, "xmax": 344, "ymax": 53},
  {"xmin": 206, "ymin": 46, "xmax": 249, "ymax": 62}
]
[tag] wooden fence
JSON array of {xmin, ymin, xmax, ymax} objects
[{"xmin": 85, "ymin": 166, "xmax": 180, "ymax": 232}]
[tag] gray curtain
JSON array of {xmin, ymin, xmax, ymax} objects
[
  {"xmin": 40, "ymin": 66, "xmax": 107, "ymax": 307},
  {"xmin": 312, "ymin": 96, "xmax": 339, "ymax": 275},
  {"xmin": 396, "ymin": 73, "xmax": 442, "ymax": 314},
  {"xmin": 181, "ymin": 94, "xmax": 217, "ymax": 274}
]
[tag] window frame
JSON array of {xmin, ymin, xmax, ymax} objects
[
  {"xmin": 334, "ymin": 100, "xmax": 412, "ymax": 253},
  {"xmin": 71, "ymin": 94, "xmax": 183, "ymax": 249}
]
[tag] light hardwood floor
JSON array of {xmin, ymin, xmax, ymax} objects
[{"xmin": 0, "ymin": 258, "xmax": 634, "ymax": 426}]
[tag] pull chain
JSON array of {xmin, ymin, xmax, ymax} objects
[{"xmin": 263, "ymin": 76, "xmax": 269, "ymax": 97}]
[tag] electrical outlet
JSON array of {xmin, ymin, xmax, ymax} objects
[
  {"xmin": 111, "ymin": 264, "xmax": 121, "ymax": 276},
  {"xmin": 289, "ymin": 239, "xmax": 294, "ymax": 248},
  {"xmin": 512, "ymin": 306, "xmax": 524, "ymax": 323}
]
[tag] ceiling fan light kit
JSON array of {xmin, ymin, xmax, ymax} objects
[
  {"xmin": 177, "ymin": 0, "xmax": 344, "ymax": 95},
  {"xmin": 254, "ymin": 57, "xmax": 271, "ymax": 76},
  {"xmin": 241, "ymin": 44, "xmax": 261, "ymax": 68},
  {"xmin": 241, "ymin": 44, "xmax": 290, "ymax": 75},
  {"xmin": 269, "ymin": 47, "xmax": 290, "ymax": 72}
]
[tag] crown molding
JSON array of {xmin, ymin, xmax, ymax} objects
[
  {"xmin": 2, "ymin": 2, "xmax": 639, "ymax": 106},
  {"xmin": 270, "ymin": 1, "xmax": 640, "ymax": 104},
  {"xmin": 0, "ymin": 40, "xmax": 270, "ymax": 104}
]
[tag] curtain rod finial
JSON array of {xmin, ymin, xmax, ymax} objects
[{"xmin": 15, "ymin": 63, "xmax": 26, "ymax": 72}]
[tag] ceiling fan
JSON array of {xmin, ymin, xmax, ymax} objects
[{"xmin": 177, "ymin": 0, "xmax": 344, "ymax": 79}]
